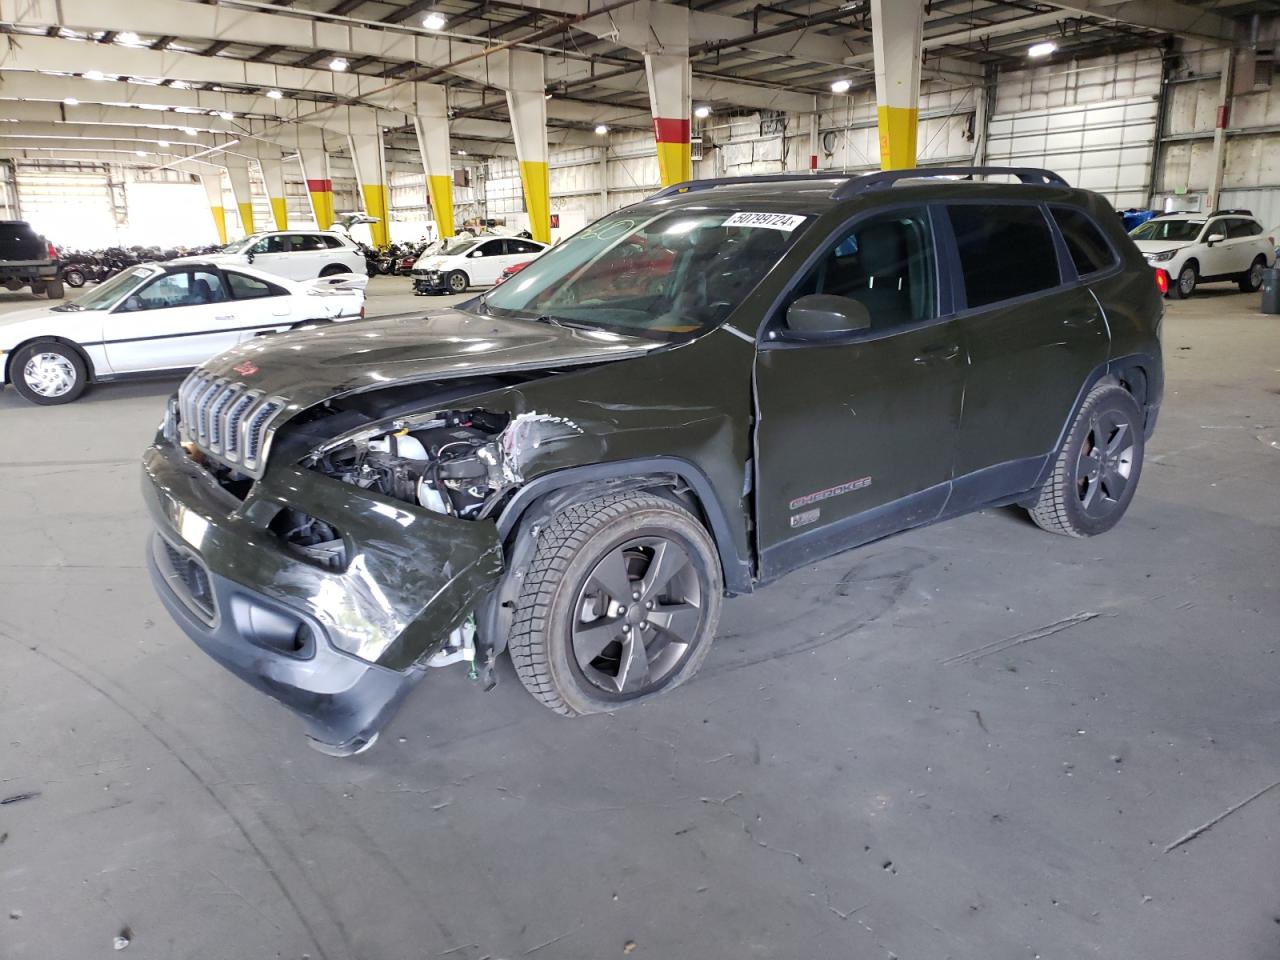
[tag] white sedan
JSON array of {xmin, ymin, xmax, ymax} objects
[
  {"xmin": 0, "ymin": 260, "xmax": 365, "ymax": 405},
  {"xmin": 412, "ymin": 236, "xmax": 549, "ymax": 294}
]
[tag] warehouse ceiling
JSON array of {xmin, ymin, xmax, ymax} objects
[{"xmin": 0, "ymin": 0, "xmax": 1249, "ymax": 158}]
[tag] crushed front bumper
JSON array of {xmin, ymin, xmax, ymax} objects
[
  {"xmin": 142, "ymin": 438, "xmax": 504, "ymax": 753},
  {"xmin": 412, "ymin": 271, "xmax": 447, "ymax": 294}
]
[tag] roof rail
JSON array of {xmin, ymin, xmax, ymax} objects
[
  {"xmin": 649, "ymin": 172, "xmax": 842, "ymax": 200},
  {"xmin": 648, "ymin": 166, "xmax": 1068, "ymax": 203},
  {"xmin": 1207, "ymin": 208, "xmax": 1253, "ymax": 216},
  {"xmin": 831, "ymin": 166, "xmax": 1068, "ymax": 199}
]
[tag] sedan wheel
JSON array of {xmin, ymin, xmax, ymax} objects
[{"xmin": 12, "ymin": 342, "xmax": 88, "ymax": 405}]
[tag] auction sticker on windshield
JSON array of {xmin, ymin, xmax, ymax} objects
[{"xmin": 722, "ymin": 212, "xmax": 807, "ymax": 231}]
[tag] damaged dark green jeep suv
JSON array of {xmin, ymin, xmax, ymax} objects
[{"xmin": 143, "ymin": 166, "xmax": 1163, "ymax": 755}]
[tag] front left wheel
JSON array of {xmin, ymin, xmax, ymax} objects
[
  {"xmin": 507, "ymin": 491, "xmax": 724, "ymax": 716},
  {"xmin": 319, "ymin": 264, "xmax": 350, "ymax": 278},
  {"xmin": 11, "ymin": 341, "xmax": 88, "ymax": 405}
]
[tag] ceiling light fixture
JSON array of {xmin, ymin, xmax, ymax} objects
[
  {"xmin": 457, "ymin": 149, "xmax": 467, "ymax": 155},
  {"xmin": 116, "ymin": 31, "xmax": 142, "ymax": 46},
  {"xmin": 171, "ymin": 79, "xmax": 190, "ymax": 89},
  {"xmin": 1028, "ymin": 41, "xmax": 1057, "ymax": 58},
  {"xmin": 157, "ymin": 140, "xmax": 170, "ymax": 148},
  {"xmin": 830, "ymin": 78, "xmax": 851, "ymax": 94},
  {"xmin": 694, "ymin": 105, "xmax": 711, "ymax": 119},
  {"xmin": 85, "ymin": 69, "xmax": 106, "ymax": 81},
  {"xmin": 218, "ymin": 111, "xmax": 234, "ymax": 120},
  {"xmin": 330, "ymin": 57, "xmax": 349, "ymax": 71},
  {"xmin": 63, "ymin": 97, "xmax": 79, "ymax": 106},
  {"xmin": 183, "ymin": 127, "xmax": 197, "ymax": 136},
  {"xmin": 423, "ymin": 12, "xmax": 447, "ymax": 30},
  {"xmin": 135, "ymin": 150, "xmax": 147, "ymax": 156},
  {"xmin": 594, "ymin": 124, "xmax": 609, "ymax": 135},
  {"xmin": 267, "ymin": 88, "xmax": 284, "ymax": 99}
]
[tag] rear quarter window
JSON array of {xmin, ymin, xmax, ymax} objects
[
  {"xmin": 947, "ymin": 204, "xmax": 1061, "ymax": 309},
  {"xmin": 1050, "ymin": 206, "xmax": 1117, "ymax": 277}
]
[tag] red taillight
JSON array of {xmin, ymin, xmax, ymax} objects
[
  {"xmin": 1154, "ymin": 268, "xmax": 1169, "ymax": 295},
  {"xmin": 47, "ymin": 242, "xmax": 58, "ymax": 260}
]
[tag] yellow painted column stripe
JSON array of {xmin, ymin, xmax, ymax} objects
[
  {"xmin": 210, "ymin": 206, "xmax": 227, "ymax": 245},
  {"xmin": 877, "ymin": 105, "xmax": 919, "ymax": 171},
  {"xmin": 655, "ymin": 141, "xmax": 692, "ymax": 187},
  {"xmin": 519, "ymin": 160, "xmax": 551, "ymax": 245},
  {"xmin": 360, "ymin": 183, "xmax": 391, "ymax": 249},
  {"xmin": 269, "ymin": 197, "xmax": 288, "ymax": 231},
  {"xmin": 308, "ymin": 191, "xmax": 334, "ymax": 230},
  {"xmin": 237, "ymin": 202, "xmax": 255, "ymax": 234},
  {"xmin": 426, "ymin": 174, "xmax": 455, "ymax": 239}
]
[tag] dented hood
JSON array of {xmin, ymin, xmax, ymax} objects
[{"xmin": 196, "ymin": 307, "xmax": 659, "ymax": 411}]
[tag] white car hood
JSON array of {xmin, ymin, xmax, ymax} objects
[
  {"xmin": 0, "ymin": 304, "xmax": 100, "ymax": 349},
  {"xmin": 1133, "ymin": 240, "xmax": 1188, "ymax": 255}
]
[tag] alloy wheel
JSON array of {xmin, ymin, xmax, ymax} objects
[
  {"xmin": 23, "ymin": 352, "xmax": 77, "ymax": 398},
  {"xmin": 1076, "ymin": 410, "xmax": 1134, "ymax": 519},
  {"xmin": 571, "ymin": 537, "xmax": 704, "ymax": 696},
  {"xmin": 1251, "ymin": 261, "xmax": 1264, "ymax": 288},
  {"xmin": 1178, "ymin": 267, "xmax": 1195, "ymax": 296}
]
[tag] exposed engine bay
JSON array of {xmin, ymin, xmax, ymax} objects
[{"xmin": 309, "ymin": 409, "xmax": 512, "ymax": 520}]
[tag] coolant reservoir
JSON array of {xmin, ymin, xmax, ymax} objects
[
  {"xmin": 417, "ymin": 478, "xmax": 450, "ymax": 514},
  {"xmin": 369, "ymin": 433, "xmax": 429, "ymax": 460}
]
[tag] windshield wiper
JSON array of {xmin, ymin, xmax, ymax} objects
[
  {"xmin": 531, "ymin": 314, "xmax": 598, "ymax": 331},
  {"xmin": 50, "ymin": 303, "xmax": 83, "ymax": 312}
]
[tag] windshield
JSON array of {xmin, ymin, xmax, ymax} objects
[
  {"xmin": 479, "ymin": 209, "xmax": 807, "ymax": 340},
  {"xmin": 1131, "ymin": 219, "xmax": 1204, "ymax": 242},
  {"xmin": 220, "ymin": 235, "xmax": 261, "ymax": 254},
  {"xmin": 442, "ymin": 239, "xmax": 481, "ymax": 258},
  {"xmin": 71, "ymin": 266, "xmax": 157, "ymax": 310}
]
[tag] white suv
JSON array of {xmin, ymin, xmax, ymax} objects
[
  {"xmin": 1130, "ymin": 211, "xmax": 1275, "ymax": 299},
  {"xmin": 412, "ymin": 236, "xmax": 549, "ymax": 294},
  {"xmin": 189, "ymin": 231, "xmax": 366, "ymax": 281}
]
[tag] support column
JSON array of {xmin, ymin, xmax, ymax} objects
[
  {"xmin": 1207, "ymin": 47, "xmax": 1234, "ymax": 213},
  {"xmin": 296, "ymin": 133, "xmax": 334, "ymax": 230},
  {"xmin": 222, "ymin": 153, "xmax": 255, "ymax": 236},
  {"xmin": 347, "ymin": 109, "xmax": 391, "ymax": 249},
  {"xmin": 645, "ymin": 52, "xmax": 692, "ymax": 186},
  {"xmin": 871, "ymin": 0, "xmax": 926, "ymax": 170},
  {"xmin": 199, "ymin": 172, "xmax": 227, "ymax": 244},
  {"xmin": 413, "ymin": 83, "xmax": 455, "ymax": 239},
  {"xmin": 505, "ymin": 50, "xmax": 550, "ymax": 244},
  {"xmin": 255, "ymin": 145, "xmax": 289, "ymax": 231},
  {"xmin": 809, "ymin": 102, "xmax": 820, "ymax": 171}
]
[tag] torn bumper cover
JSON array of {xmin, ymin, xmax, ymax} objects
[{"xmin": 142, "ymin": 438, "xmax": 503, "ymax": 753}]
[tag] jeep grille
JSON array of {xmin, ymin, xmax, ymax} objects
[{"xmin": 177, "ymin": 372, "xmax": 287, "ymax": 479}]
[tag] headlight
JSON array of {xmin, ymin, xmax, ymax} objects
[{"xmin": 1148, "ymin": 249, "xmax": 1177, "ymax": 262}]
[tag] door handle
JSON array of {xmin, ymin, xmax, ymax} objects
[
  {"xmin": 215, "ymin": 315, "xmax": 234, "ymax": 322},
  {"xmin": 912, "ymin": 343, "xmax": 961, "ymax": 364}
]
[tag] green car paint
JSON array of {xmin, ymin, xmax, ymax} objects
[{"xmin": 143, "ymin": 174, "xmax": 1163, "ymax": 751}]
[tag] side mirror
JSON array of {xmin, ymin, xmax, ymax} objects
[
  {"xmin": 1206, "ymin": 232, "xmax": 1225, "ymax": 246},
  {"xmin": 246, "ymin": 251, "xmax": 256, "ymax": 262},
  {"xmin": 786, "ymin": 294, "xmax": 872, "ymax": 335}
]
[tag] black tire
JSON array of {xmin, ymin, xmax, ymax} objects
[
  {"xmin": 319, "ymin": 264, "xmax": 350, "ymax": 278},
  {"xmin": 1238, "ymin": 255, "xmax": 1266, "ymax": 293},
  {"xmin": 10, "ymin": 341, "xmax": 89, "ymax": 405},
  {"xmin": 446, "ymin": 270, "xmax": 469, "ymax": 294},
  {"xmin": 28, "ymin": 281, "xmax": 46, "ymax": 296},
  {"xmin": 1027, "ymin": 383, "xmax": 1144, "ymax": 538},
  {"xmin": 64, "ymin": 269, "xmax": 86, "ymax": 288},
  {"xmin": 1168, "ymin": 261, "xmax": 1197, "ymax": 299},
  {"xmin": 507, "ymin": 491, "xmax": 724, "ymax": 717},
  {"xmin": 44, "ymin": 279, "xmax": 65, "ymax": 299}
]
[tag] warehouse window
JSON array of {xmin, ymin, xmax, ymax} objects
[
  {"xmin": 947, "ymin": 204, "xmax": 1060, "ymax": 309},
  {"xmin": 1050, "ymin": 206, "xmax": 1117, "ymax": 277}
]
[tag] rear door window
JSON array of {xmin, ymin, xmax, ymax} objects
[
  {"xmin": 1050, "ymin": 206, "xmax": 1117, "ymax": 277},
  {"xmin": 1227, "ymin": 219, "xmax": 1262, "ymax": 239},
  {"xmin": 946, "ymin": 204, "xmax": 1061, "ymax": 309},
  {"xmin": 226, "ymin": 271, "xmax": 288, "ymax": 299}
]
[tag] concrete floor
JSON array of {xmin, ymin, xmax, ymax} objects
[{"xmin": 1, "ymin": 274, "xmax": 1278, "ymax": 960}]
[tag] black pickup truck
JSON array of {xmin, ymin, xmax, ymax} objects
[{"xmin": 1, "ymin": 221, "xmax": 63, "ymax": 298}]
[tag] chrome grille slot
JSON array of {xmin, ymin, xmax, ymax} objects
[{"xmin": 175, "ymin": 371, "xmax": 288, "ymax": 479}]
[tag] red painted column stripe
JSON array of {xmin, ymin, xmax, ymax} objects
[
  {"xmin": 652, "ymin": 117, "xmax": 691, "ymax": 144},
  {"xmin": 305, "ymin": 178, "xmax": 333, "ymax": 192}
]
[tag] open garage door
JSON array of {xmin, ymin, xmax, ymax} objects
[{"xmin": 15, "ymin": 165, "xmax": 117, "ymax": 248}]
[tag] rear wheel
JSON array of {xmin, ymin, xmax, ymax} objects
[
  {"xmin": 319, "ymin": 263, "xmax": 350, "ymax": 278},
  {"xmin": 44, "ymin": 279, "xmax": 65, "ymax": 299},
  {"xmin": 1027, "ymin": 383, "xmax": 1144, "ymax": 537},
  {"xmin": 507, "ymin": 491, "xmax": 723, "ymax": 716},
  {"xmin": 63, "ymin": 269, "xmax": 86, "ymax": 288},
  {"xmin": 11, "ymin": 341, "xmax": 88, "ymax": 405},
  {"xmin": 1169, "ymin": 262, "xmax": 1197, "ymax": 299},
  {"xmin": 1238, "ymin": 255, "xmax": 1266, "ymax": 293}
]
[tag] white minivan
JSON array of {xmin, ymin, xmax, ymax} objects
[{"xmin": 412, "ymin": 236, "xmax": 549, "ymax": 294}]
